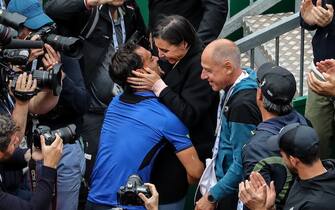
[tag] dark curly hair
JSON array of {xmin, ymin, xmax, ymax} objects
[
  {"xmin": 0, "ymin": 114, "xmax": 18, "ymax": 152},
  {"xmin": 109, "ymin": 43, "xmax": 143, "ymax": 92}
]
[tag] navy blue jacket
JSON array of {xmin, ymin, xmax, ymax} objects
[
  {"xmin": 0, "ymin": 166, "xmax": 57, "ymax": 210},
  {"xmin": 242, "ymin": 111, "xmax": 308, "ymax": 209}
]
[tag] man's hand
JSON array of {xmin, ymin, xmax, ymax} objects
[
  {"xmin": 301, "ymin": 0, "xmax": 334, "ymax": 27},
  {"xmin": 42, "ymin": 44, "xmax": 61, "ymax": 70},
  {"xmin": 28, "ymin": 35, "xmax": 44, "ymax": 63},
  {"xmin": 308, "ymin": 71, "xmax": 335, "ymax": 96},
  {"xmin": 238, "ymin": 172, "xmax": 276, "ymax": 210},
  {"xmin": 10, "ymin": 72, "xmax": 37, "ymax": 104},
  {"xmin": 195, "ymin": 193, "xmax": 216, "ymax": 210},
  {"xmin": 316, "ymin": 59, "xmax": 335, "ymax": 74},
  {"xmin": 138, "ymin": 183, "xmax": 159, "ymax": 210},
  {"xmin": 41, "ymin": 134, "xmax": 63, "ymax": 169}
]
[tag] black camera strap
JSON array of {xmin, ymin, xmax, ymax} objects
[
  {"xmin": 27, "ymin": 117, "xmax": 58, "ymax": 210},
  {"xmin": 27, "ymin": 117, "xmax": 38, "ymax": 192}
]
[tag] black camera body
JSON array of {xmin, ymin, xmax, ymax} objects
[
  {"xmin": 3, "ymin": 62, "xmax": 63, "ymax": 96},
  {"xmin": 117, "ymin": 175, "xmax": 151, "ymax": 206},
  {"xmin": 33, "ymin": 124, "xmax": 76, "ymax": 149}
]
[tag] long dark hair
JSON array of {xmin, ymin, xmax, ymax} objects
[{"xmin": 152, "ymin": 15, "xmax": 196, "ymax": 46}]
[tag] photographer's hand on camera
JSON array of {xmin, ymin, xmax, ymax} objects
[
  {"xmin": 10, "ymin": 72, "xmax": 37, "ymax": 103},
  {"xmin": 42, "ymin": 44, "xmax": 61, "ymax": 70},
  {"xmin": 138, "ymin": 183, "xmax": 159, "ymax": 210},
  {"xmin": 41, "ymin": 133, "xmax": 63, "ymax": 169},
  {"xmin": 27, "ymin": 35, "xmax": 44, "ymax": 63}
]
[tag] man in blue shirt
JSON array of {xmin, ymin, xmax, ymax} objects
[{"xmin": 86, "ymin": 43, "xmax": 204, "ymax": 210}]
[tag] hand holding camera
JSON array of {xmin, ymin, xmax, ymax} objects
[
  {"xmin": 9, "ymin": 72, "xmax": 37, "ymax": 103},
  {"xmin": 41, "ymin": 133, "xmax": 63, "ymax": 169},
  {"xmin": 118, "ymin": 174, "xmax": 152, "ymax": 206},
  {"xmin": 138, "ymin": 183, "xmax": 159, "ymax": 210},
  {"xmin": 42, "ymin": 44, "xmax": 61, "ymax": 70}
]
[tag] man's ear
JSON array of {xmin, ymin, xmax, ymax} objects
[
  {"xmin": 223, "ymin": 60, "xmax": 234, "ymax": 75},
  {"xmin": 289, "ymin": 156, "xmax": 299, "ymax": 167}
]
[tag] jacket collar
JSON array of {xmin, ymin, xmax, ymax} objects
[
  {"xmin": 173, "ymin": 36, "xmax": 204, "ymax": 71},
  {"xmin": 99, "ymin": 5, "xmax": 126, "ymax": 24}
]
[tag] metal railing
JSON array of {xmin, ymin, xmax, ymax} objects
[
  {"xmin": 235, "ymin": 13, "xmax": 306, "ymax": 96},
  {"xmin": 221, "ymin": 0, "xmax": 282, "ymax": 38}
]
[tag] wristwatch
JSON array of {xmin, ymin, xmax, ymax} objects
[{"xmin": 207, "ymin": 192, "xmax": 216, "ymax": 204}]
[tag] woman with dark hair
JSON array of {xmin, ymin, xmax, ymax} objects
[{"xmin": 128, "ymin": 15, "xmax": 219, "ymax": 210}]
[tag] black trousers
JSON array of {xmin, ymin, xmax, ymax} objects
[{"xmin": 78, "ymin": 112, "xmax": 105, "ymax": 210}]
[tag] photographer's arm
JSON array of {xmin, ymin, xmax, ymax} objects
[
  {"xmin": 28, "ymin": 89, "xmax": 59, "ymax": 115},
  {"xmin": 44, "ymin": 0, "xmax": 87, "ymax": 21},
  {"xmin": 10, "ymin": 73, "xmax": 37, "ymax": 141},
  {"xmin": 57, "ymin": 55, "xmax": 90, "ymax": 115},
  {"xmin": 29, "ymin": 45, "xmax": 62, "ymax": 115},
  {"xmin": 198, "ymin": 0, "xmax": 228, "ymax": 45}
]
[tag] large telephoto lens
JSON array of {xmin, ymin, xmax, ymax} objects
[
  {"xmin": 51, "ymin": 124, "xmax": 76, "ymax": 144},
  {"xmin": 44, "ymin": 34, "xmax": 82, "ymax": 58},
  {"xmin": 32, "ymin": 63, "xmax": 62, "ymax": 96}
]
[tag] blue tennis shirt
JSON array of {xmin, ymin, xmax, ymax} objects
[{"xmin": 87, "ymin": 91, "xmax": 192, "ymax": 209}]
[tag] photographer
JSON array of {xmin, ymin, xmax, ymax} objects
[
  {"xmin": 8, "ymin": 1, "xmax": 89, "ymax": 210},
  {"xmin": 0, "ymin": 114, "xmax": 63, "ymax": 210}
]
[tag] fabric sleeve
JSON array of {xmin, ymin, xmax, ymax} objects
[
  {"xmin": 162, "ymin": 114, "xmax": 193, "ymax": 153},
  {"xmin": 44, "ymin": 0, "xmax": 87, "ymax": 21},
  {"xmin": 0, "ymin": 166, "xmax": 56, "ymax": 210},
  {"xmin": 242, "ymin": 143, "xmax": 272, "ymax": 184},
  {"xmin": 58, "ymin": 55, "xmax": 90, "ymax": 115},
  {"xmin": 210, "ymin": 122, "xmax": 256, "ymax": 201},
  {"xmin": 197, "ymin": 0, "xmax": 228, "ymax": 45}
]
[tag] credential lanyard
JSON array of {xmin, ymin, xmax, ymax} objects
[
  {"xmin": 109, "ymin": 8, "xmax": 126, "ymax": 50},
  {"xmin": 212, "ymin": 71, "xmax": 249, "ymax": 157}
]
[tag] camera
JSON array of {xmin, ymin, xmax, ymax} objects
[
  {"xmin": 3, "ymin": 63, "xmax": 63, "ymax": 96},
  {"xmin": 1, "ymin": 49, "xmax": 29, "ymax": 65},
  {"xmin": 34, "ymin": 24, "xmax": 82, "ymax": 58},
  {"xmin": 117, "ymin": 174, "xmax": 151, "ymax": 206},
  {"xmin": 33, "ymin": 124, "xmax": 76, "ymax": 149}
]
